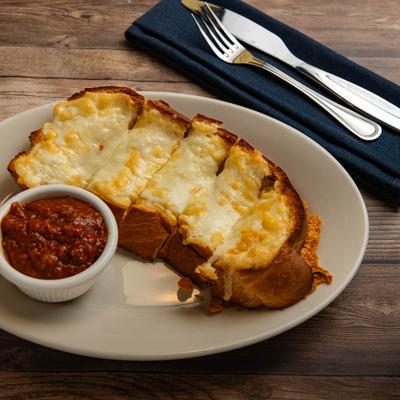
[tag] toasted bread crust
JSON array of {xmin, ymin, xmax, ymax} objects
[
  {"xmin": 29, "ymin": 129, "xmax": 45, "ymax": 146},
  {"xmin": 118, "ymin": 205, "xmax": 174, "ymax": 260},
  {"xmin": 7, "ymin": 152, "xmax": 23, "ymax": 186},
  {"xmin": 192, "ymin": 113, "xmax": 222, "ymax": 125},
  {"xmin": 215, "ymin": 127, "xmax": 238, "ymax": 145},
  {"xmin": 7, "ymin": 128, "xmax": 44, "ymax": 187},
  {"xmin": 147, "ymin": 99, "xmax": 191, "ymax": 129},
  {"xmin": 211, "ymin": 246, "xmax": 313, "ymax": 309},
  {"xmin": 159, "ymin": 230, "xmax": 207, "ymax": 287},
  {"xmin": 68, "ymin": 86, "xmax": 144, "ymax": 104},
  {"xmin": 269, "ymin": 162, "xmax": 308, "ymax": 251},
  {"xmin": 236, "ymin": 138, "xmax": 256, "ymax": 152},
  {"xmin": 104, "ymin": 202, "xmax": 126, "ymax": 227}
]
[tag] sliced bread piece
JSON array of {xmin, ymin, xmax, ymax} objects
[
  {"xmin": 178, "ymin": 140, "xmax": 273, "ymax": 255},
  {"xmin": 196, "ymin": 163, "xmax": 313, "ymax": 309},
  {"xmin": 162, "ymin": 139, "xmax": 275, "ymax": 287},
  {"xmin": 9, "ymin": 86, "xmax": 144, "ymax": 224},
  {"xmin": 8, "ymin": 87, "xmax": 144, "ymax": 189},
  {"xmin": 87, "ymin": 99, "xmax": 190, "ymax": 209},
  {"xmin": 118, "ymin": 115, "xmax": 236, "ymax": 259}
]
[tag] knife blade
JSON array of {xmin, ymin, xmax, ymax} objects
[{"xmin": 182, "ymin": 0, "xmax": 400, "ymax": 131}]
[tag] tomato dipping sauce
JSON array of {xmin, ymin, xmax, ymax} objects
[{"xmin": 1, "ymin": 197, "xmax": 107, "ymax": 280}]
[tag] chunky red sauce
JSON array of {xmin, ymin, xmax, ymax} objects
[{"xmin": 1, "ymin": 197, "xmax": 107, "ymax": 279}]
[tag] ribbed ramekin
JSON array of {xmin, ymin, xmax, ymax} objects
[{"xmin": 0, "ymin": 184, "xmax": 118, "ymax": 302}]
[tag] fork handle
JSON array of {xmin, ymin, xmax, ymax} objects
[
  {"xmin": 296, "ymin": 62, "xmax": 400, "ymax": 131},
  {"xmin": 249, "ymin": 57, "xmax": 382, "ymax": 141}
]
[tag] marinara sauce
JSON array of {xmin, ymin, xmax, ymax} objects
[{"xmin": 1, "ymin": 197, "xmax": 107, "ymax": 279}]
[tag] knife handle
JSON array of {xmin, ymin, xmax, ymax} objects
[
  {"xmin": 296, "ymin": 62, "xmax": 400, "ymax": 131},
  {"xmin": 249, "ymin": 57, "xmax": 381, "ymax": 141}
]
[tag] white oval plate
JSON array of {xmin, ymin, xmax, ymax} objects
[{"xmin": 0, "ymin": 92, "xmax": 368, "ymax": 360}]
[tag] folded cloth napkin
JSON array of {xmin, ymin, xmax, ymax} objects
[{"xmin": 126, "ymin": 0, "xmax": 400, "ymax": 204}]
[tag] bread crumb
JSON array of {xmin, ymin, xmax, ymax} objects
[
  {"xmin": 178, "ymin": 277, "xmax": 194, "ymax": 290},
  {"xmin": 177, "ymin": 277, "xmax": 194, "ymax": 302},
  {"xmin": 208, "ymin": 298, "xmax": 223, "ymax": 314}
]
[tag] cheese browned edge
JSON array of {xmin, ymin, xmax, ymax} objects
[
  {"xmin": 301, "ymin": 214, "xmax": 332, "ymax": 291},
  {"xmin": 118, "ymin": 115, "xmax": 237, "ymax": 260}
]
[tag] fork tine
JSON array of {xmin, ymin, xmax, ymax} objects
[
  {"xmin": 199, "ymin": 14, "xmax": 230, "ymax": 53},
  {"xmin": 191, "ymin": 14, "xmax": 226, "ymax": 61},
  {"xmin": 200, "ymin": 3, "xmax": 232, "ymax": 49},
  {"xmin": 203, "ymin": 2, "xmax": 240, "ymax": 45}
]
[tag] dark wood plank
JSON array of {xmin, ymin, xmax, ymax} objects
[
  {"xmin": 249, "ymin": 0, "xmax": 400, "ymax": 58},
  {"xmin": 350, "ymin": 57, "xmax": 400, "ymax": 84},
  {"xmin": 1, "ymin": 0, "xmax": 400, "ymax": 60},
  {"xmin": 0, "ymin": 47, "xmax": 186, "ymax": 81},
  {"xmin": 0, "ymin": 46, "xmax": 399, "ymax": 85},
  {"xmin": 0, "ymin": 372, "xmax": 398, "ymax": 400},
  {"xmin": 0, "ymin": 50, "xmax": 398, "ymax": 88},
  {"xmin": 0, "ymin": 0, "xmax": 157, "ymax": 50},
  {"xmin": 0, "ymin": 77, "xmax": 211, "ymax": 120},
  {"xmin": 363, "ymin": 193, "xmax": 400, "ymax": 263},
  {"xmin": 0, "ymin": 264, "xmax": 398, "ymax": 376}
]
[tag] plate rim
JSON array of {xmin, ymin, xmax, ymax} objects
[{"xmin": 0, "ymin": 91, "xmax": 369, "ymax": 360}]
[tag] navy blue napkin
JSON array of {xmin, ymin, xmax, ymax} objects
[{"xmin": 126, "ymin": 0, "xmax": 400, "ymax": 204}]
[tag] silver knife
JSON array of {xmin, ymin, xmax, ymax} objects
[{"xmin": 182, "ymin": 0, "xmax": 400, "ymax": 131}]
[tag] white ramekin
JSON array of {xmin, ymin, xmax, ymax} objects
[{"xmin": 0, "ymin": 184, "xmax": 118, "ymax": 302}]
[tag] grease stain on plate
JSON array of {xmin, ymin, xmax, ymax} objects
[{"xmin": 122, "ymin": 261, "xmax": 199, "ymax": 306}]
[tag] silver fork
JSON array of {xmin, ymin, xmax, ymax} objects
[{"xmin": 191, "ymin": 2, "xmax": 382, "ymax": 141}]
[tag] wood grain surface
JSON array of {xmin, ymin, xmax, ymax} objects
[{"xmin": 0, "ymin": 0, "xmax": 399, "ymax": 399}]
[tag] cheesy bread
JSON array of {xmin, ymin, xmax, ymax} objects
[{"xmin": 8, "ymin": 86, "xmax": 331, "ymax": 310}]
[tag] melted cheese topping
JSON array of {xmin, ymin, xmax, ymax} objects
[
  {"xmin": 13, "ymin": 91, "xmax": 140, "ymax": 188},
  {"xmin": 87, "ymin": 103, "xmax": 187, "ymax": 208},
  {"xmin": 12, "ymin": 140, "xmax": 85, "ymax": 187},
  {"xmin": 196, "ymin": 187, "xmax": 292, "ymax": 281},
  {"xmin": 138, "ymin": 119, "xmax": 230, "ymax": 222},
  {"xmin": 179, "ymin": 144, "xmax": 271, "ymax": 251}
]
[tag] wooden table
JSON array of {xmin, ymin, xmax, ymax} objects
[{"xmin": 0, "ymin": 1, "xmax": 399, "ymax": 398}]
